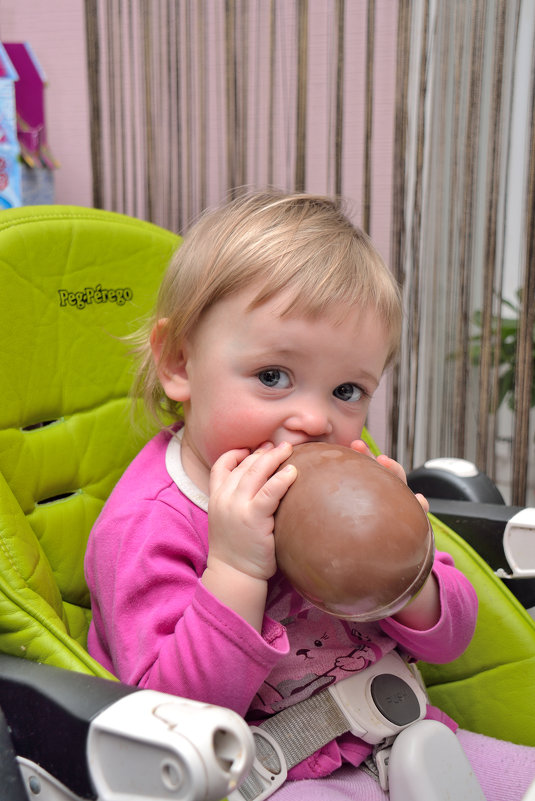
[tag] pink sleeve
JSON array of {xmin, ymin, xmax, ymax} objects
[
  {"xmin": 86, "ymin": 497, "xmax": 289, "ymax": 717},
  {"xmin": 379, "ymin": 550, "xmax": 478, "ymax": 664}
]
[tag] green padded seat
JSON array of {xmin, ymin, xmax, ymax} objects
[
  {"xmin": 421, "ymin": 516, "xmax": 535, "ymax": 746},
  {"xmin": 0, "ymin": 205, "xmax": 179, "ymax": 676}
]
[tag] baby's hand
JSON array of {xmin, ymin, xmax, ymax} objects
[
  {"xmin": 351, "ymin": 439, "xmax": 438, "ymax": 628},
  {"xmin": 350, "ymin": 439, "xmax": 429, "ymax": 513},
  {"xmin": 203, "ymin": 442, "xmax": 297, "ymax": 631},
  {"xmin": 207, "ymin": 441, "xmax": 297, "ymax": 582}
]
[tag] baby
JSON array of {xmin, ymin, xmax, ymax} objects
[{"xmin": 85, "ymin": 191, "xmax": 535, "ymax": 800}]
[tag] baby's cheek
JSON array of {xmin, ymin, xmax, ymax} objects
[{"xmin": 204, "ymin": 417, "xmax": 266, "ymax": 464}]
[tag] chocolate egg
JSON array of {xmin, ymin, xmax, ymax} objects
[{"xmin": 274, "ymin": 442, "xmax": 434, "ymax": 621}]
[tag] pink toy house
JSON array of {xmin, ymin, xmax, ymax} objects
[
  {"xmin": 0, "ymin": 42, "xmax": 21, "ymax": 208},
  {"xmin": 3, "ymin": 41, "xmax": 59, "ymax": 205}
]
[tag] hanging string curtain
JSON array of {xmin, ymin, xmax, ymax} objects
[
  {"xmin": 83, "ymin": 0, "xmax": 399, "ymax": 448},
  {"xmin": 392, "ymin": 0, "xmax": 535, "ymax": 504},
  {"xmin": 84, "ymin": 0, "xmax": 534, "ymax": 503},
  {"xmin": 84, "ymin": 0, "xmax": 388, "ymax": 236}
]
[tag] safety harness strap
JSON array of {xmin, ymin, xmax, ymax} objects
[
  {"xmin": 260, "ymin": 688, "xmax": 350, "ymax": 769},
  {"xmin": 235, "ymin": 687, "xmax": 351, "ymax": 801},
  {"xmin": 230, "ymin": 652, "xmax": 429, "ymax": 801}
]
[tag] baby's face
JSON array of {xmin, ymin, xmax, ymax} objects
[{"xmin": 176, "ymin": 286, "xmax": 392, "ymax": 490}]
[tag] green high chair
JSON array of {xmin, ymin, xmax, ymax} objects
[
  {"xmin": 0, "ymin": 205, "xmax": 534, "ymax": 800},
  {"xmin": 0, "ymin": 206, "xmax": 255, "ymax": 801}
]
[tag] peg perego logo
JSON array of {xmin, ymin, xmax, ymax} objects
[{"xmin": 58, "ymin": 284, "xmax": 134, "ymax": 310}]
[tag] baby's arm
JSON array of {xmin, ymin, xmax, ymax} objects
[
  {"xmin": 202, "ymin": 441, "xmax": 297, "ymax": 632},
  {"xmin": 391, "ymin": 570, "xmax": 440, "ymax": 629},
  {"xmin": 86, "ymin": 495, "xmax": 290, "ymax": 715},
  {"xmin": 381, "ymin": 550, "xmax": 478, "ymax": 663}
]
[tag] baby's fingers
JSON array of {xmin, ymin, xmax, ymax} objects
[
  {"xmin": 414, "ymin": 492, "xmax": 430, "ymax": 514},
  {"xmin": 233, "ymin": 441, "xmax": 293, "ymax": 494},
  {"xmin": 350, "ymin": 440, "xmax": 429, "ymax": 513},
  {"xmin": 209, "ymin": 447, "xmax": 252, "ymax": 492},
  {"xmin": 255, "ymin": 461, "xmax": 298, "ymax": 514},
  {"xmin": 371, "ymin": 452, "xmax": 429, "ymax": 511},
  {"xmin": 350, "ymin": 440, "xmax": 404, "ymax": 480},
  {"xmin": 375, "ymin": 453, "xmax": 407, "ymax": 484},
  {"xmin": 350, "ymin": 439, "xmax": 373, "ymax": 458},
  {"xmin": 210, "ymin": 441, "xmax": 293, "ymax": 500}
]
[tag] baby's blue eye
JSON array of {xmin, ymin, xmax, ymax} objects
[
  {"xmin": 258, "ymin": 369, "xmax": 291, "ymax": 389},
  {"xmin": 333, "ymin": 383, "xmax": 363, "ymax": 402}
]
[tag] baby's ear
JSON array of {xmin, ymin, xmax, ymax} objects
[{"xmin": 150, "ymin": 318, "xmax": 191, "ymax": 402}]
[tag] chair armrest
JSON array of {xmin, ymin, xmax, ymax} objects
[{"xmin": 0, "ymin": 654, "xmax": 254, "ymax": 801}]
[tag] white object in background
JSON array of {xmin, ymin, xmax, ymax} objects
[
  {"xmin": 496, "ymin": 508, "xmax": 535, "ymax": 579},
  {"xmin": 423, "ymin": 458, "xmax": 479, "ymax": 478}
]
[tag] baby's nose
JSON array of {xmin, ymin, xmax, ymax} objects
[{"xmin": 285, "ymin": 402, "xmax": 333, "ymax": 437}]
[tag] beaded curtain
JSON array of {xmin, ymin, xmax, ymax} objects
[{"xmin": 85, "ymin": 0, "xmax": 534, "ymax": 503}]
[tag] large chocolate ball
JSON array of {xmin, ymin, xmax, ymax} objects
[{"xmin": 274, "ymin": 443, "xmax": 434, "ymax": 620}]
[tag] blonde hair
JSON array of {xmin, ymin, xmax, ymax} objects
[{"xmin": 133, "ymin": 190, "xmax": 402, "ymax": 423}]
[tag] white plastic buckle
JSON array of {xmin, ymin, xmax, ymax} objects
[
  {"xmin": 374, "ymin": 742, "xmax": 394, "ymax": 792},
  {"xmin": 231, "ymin": 652, "xmax": 428, "ymax": 801},
  {"xmin": 328, "ymin": 651, "xmax": 428, "ymax": 744},
  {"xmin": 228, "ymin": 728, "xmax": 287, "ymax": 801}
]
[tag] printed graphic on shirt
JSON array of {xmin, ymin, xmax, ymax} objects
[{"xmin": 251, "ymin": 577, "xmax": 395, "ymax": 716}]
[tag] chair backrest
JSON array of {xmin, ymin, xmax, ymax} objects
[{"xmin": 0, "ymin": 206, "xmax": 179, "ymax": 676}]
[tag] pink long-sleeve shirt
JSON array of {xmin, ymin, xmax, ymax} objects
[{"xmin": 85, "ymin": 427, "xmax": 478, "ymax": 780}]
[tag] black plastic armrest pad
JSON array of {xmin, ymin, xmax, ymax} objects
[
  {"xmin": 428, "ymin": 499, "xmax": 523, "ymax": 571},
  {"xmin": 0, "ymin": 654, "xmax": 136, "ymax": 798},
  {"xmin": 0, "ymin": 706, "xmax": 28, "ymax": 801},
  {"xmin": 429, "ymin": 500, "xmax": 535, "ymax": 610}
]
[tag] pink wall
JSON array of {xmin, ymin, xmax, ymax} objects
[{"xmin": 0, "ymin": 0, "xmax": 93, "ymax": 206}]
